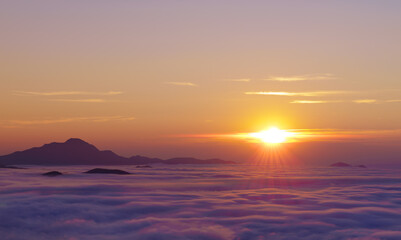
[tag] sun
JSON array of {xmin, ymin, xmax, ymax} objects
[{"xmin": 249, "ymin": 127, "xmax": 292, "ymax": 144}]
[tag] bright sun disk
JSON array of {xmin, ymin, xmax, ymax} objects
[{"xmin": 250, "ymin": 127, "xmax": 292, "ymax": 144}]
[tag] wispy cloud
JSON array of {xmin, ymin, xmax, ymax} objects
[
  {"xmin": 1, "ymin": 116, "xmax": 135, "ymax": 127},
  {"xmin": 50, "ymin": 99, "xmax": 108, "ymax": 103},
  {"xmin": 165, "ymin": 82, "xmax": 198, "ymax": 87},
  {"xmin": 265, "ymin": 73, "xmax": 335, "ymax": 81},
  {"xmin": 290, "ymin": 100, "xmax": 342, "ymax": 104},
  {"xmin": 14, "ymin": 91, "xmax": 123, "ymax": 96},
  {"xmin": 245, "ymin": 91, "xmax": 350, "ymax": 97},
  {"xmin": 292, "ymin": 99, "xmax": 401, "ymax": 104},
  {"xmin": 353, "ymin": 99, "xmax": 377, "ymax": 104},
  {"xmin": 13, "ymin": 91, "xmax": 123, "ymax": 104}
]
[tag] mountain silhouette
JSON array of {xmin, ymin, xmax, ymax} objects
[{"xmin": 0, "ymin": 138, "xmax": 235, "ymax": 165}]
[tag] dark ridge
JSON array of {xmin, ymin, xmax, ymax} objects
[
  {"xmin": 0, "ymin": 138, "xmax": 236, "ymax": 166},
  {"xmin": 42, "ymin": 171, "xmax": 63, "ymax": 177},
  {"xmin": 84, "ymin": 168, "xmax": 130, "ymax": 175},
  {"xmin": 129, "ymin": 155, "xmax": 163, "ymax": 164},
  {"xmin": 357, "ymin": 165, "xmax": 367, "ymax": 168}
]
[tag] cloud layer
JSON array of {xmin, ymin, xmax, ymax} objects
[{"xmin": 0, "ymin": 165, "xmax": 400, "ymax": 240}]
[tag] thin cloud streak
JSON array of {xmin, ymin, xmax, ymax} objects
[
  {"xmin": 14, "ymin": 91, "xmax": 123, "ymax": 96},
  {"xmin": 165, "ymin": 82, "xmax": 198, "ymax": 87},
  {"xmin": 178, "ymin": 129, "xmax": 401, "ymax": 144},
  {"xmin": 265, "ymin": 73, "xmax": 335, "ymax": 81},
  {"xmin": 1, "ymin": 116, "xmax": 135, "ymax": 127},
  {"xmin": 245, "ymin": 91, "xmax": 351, "ymax": 97},
  {"xmin": 292, "ymin": 99, "xmax": 401, "ymax": 104},
  {"xmin": 50, "ymin": 99, "xmax": 108, "ymax": 103},
  {"xmin": 353, "ymin": 99, "xmax": 377, "ymax": 104},
  {"xmin": 290, "ymin": 100, "xmax": 343, "ymax": 104}
]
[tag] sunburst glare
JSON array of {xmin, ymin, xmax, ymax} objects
[{"xmin": 249, "ymin": 127, "xmax": 295, "ymax": 144}]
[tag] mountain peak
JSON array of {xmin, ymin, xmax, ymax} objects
[{"xmin": 65, "ymin": 138, "xmax": 90, "ymax": 145}]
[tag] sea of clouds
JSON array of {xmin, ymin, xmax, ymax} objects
[{"xmin": 1, "ymin": 165, "xmax": 401, "ymax": 240}]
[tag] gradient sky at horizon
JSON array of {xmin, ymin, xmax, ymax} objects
[{"xmin": 1, "ymin": 1, "xmax": 401, "ymax": 165}]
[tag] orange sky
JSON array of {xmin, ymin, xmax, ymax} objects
[{"xmin": 1, "ymin": 1, "xmax": 401, "ymax": 165}]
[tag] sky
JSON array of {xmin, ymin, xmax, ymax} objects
[{"xmin": 1, "ymin": 1, "xmax": 401, "ymax": 166}]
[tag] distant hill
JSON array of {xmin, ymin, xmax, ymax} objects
[{"xmin": 0, "ymin": 138, "xmax": 235, "ymax": 166}]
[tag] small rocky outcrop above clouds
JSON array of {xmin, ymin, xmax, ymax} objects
[
  {"xmin": 330, "ymin": 162, "xmax": 352, "ymax": 167},
  {"xmin": 330, "ymin": 162, "xmax": 367, "ymax": 168},
  {"xmin": 42, "ymin": 171, "xmax": 63, "ymax": 177},
  {"xmin": 84, "ymin": 168, "xmax": 131, "ymax": 175}
]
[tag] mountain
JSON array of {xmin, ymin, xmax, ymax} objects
[
  {"xmin": 0, "ymin": 138, "xmax": 130, "ymax": 165},
  {"xmin": 0, "ymin": 138, "xmax": 235, "ymax": 166}
]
